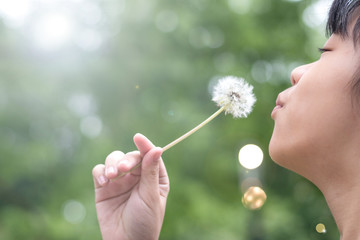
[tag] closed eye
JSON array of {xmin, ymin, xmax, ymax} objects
[{"xmin": 318, "ymin": 47, "xmax": 330, "ymax": 53}]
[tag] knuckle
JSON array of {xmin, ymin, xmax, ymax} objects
[
  {"xmin": 113, "ymin": 150, "xmax": 125, "ymax": 156},
  {"xmin": 126, "ymin": 150, "xmax": 140, "ymax": 157},
  {"xmin": 148, "ymin": 168, "xmax": 158, "ymax": 178},
  {"xmin": 125, "ymin": 151, "xmax": 142, "ymax": 162}
]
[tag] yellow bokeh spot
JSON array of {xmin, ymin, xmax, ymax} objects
[
  {"xmin": 242, "ymin": 186, "xmax": 267, "ymax": 210},
  {"xmin": 316, "ymin": 223, "xmax": 326, "ymax": 233},
  {"xmin": 135, "ymin": 85, "xmax": 140, "ymax": 89}
]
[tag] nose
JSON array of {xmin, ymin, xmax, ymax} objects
[{"xmin": 290, "ymin": 63, "xmax": 314, "ymax": 85}]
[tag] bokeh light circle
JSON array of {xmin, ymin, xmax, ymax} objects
[
  {"xmin": 80, "ymin": 115, "xmax": 103, "ymax": 138},
  {"xmin": 31, "ymin": 12, "xmax": 74, "ymax": 50},
  {"xmin": 316, "ymin": 223, "xmax": 326, "ymax": 233},
  {"xmin": 242, "ymin": 186, "xmax": 267, "ymax": 210},
  {"xmin": 155, "ymin": 10, "xmax": 178, "ymax": 33},
  {"xmin": 238, "ymin": 144, "xmax": 263, "ymax": 169},
  {"xmin": 63, "ymin": 200, "xmax": 86, "ymax": 224}
]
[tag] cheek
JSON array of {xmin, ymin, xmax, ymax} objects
[
  {"xmin": 268, "ymin": 88, "xmax": 330, "ymax": 168},
  {"xmin": 269, "ymin": 87, "xmax": 355, "ymax": 170},
  {"xmin": 268, "ymin": 87, "xmax": 311, "ymax": 163},
  {"xmin": 269, "ymin": 56, "xmax": 358, "ymax": 172}
]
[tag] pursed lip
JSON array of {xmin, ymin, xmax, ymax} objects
[{"xmin": 271, "ymin": 95, "xmax": 284, "ymax": 119}]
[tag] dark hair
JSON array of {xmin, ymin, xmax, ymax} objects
[
  {"xmin": 327, "ymin": 0, "xmax": 360, "ymax": 42},
  {"xmin": 327, "ymin": 0, "xmax": 360, "ymax": 106}
]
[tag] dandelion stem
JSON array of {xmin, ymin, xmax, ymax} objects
[
  {"xmin": 162, "ymin": 106, "xmax": 226, "ymax": 152},
  {"xmin": 113, "ymin": 106, "xmax": 226, "ymax": 179}
]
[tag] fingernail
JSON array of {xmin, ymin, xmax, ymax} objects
[
  {"xmin": 155, "ymin": 147, "xmax": 163, "ymax": 154},
  {"xmin": 98, "ymin": 175, "xmax": 108, "ymax": 185},
  {"xmin": 153, "ymin": 147, "xmax": 163, "ymax": 159},
  {"xmin": 106, "ymin": 166, "xmax": 116, "ymax": 176}
]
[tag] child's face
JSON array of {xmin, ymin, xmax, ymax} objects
[{"xmin": 269, "ymin": 33, "xmax": 360, "ymax": 181}]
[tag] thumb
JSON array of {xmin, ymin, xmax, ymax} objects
[
  {"xmin": 133, "ymin": 133, "xmax": 156, "ymax": 157},
  {"xmin": 133, "ymin": 133, "xmax": 163, "ymax": 197},
  {"xmin": 139, "ymin": 147, "xmax": 163, "ymax": 196}
]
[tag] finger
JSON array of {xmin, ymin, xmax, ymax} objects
[
  {"xmin": 133, "ymin": 133, "xmax": 156, "ymax": 157},
  {"xmin": 139, "ymin": 147, "xmax": 163, "ymax": 198},
  {"xmin": 134, "ymin": 133, "xmax": 168, "ymax": 185},
  {"xmin": 158, "ymin": 158, "xmax": 170, "ymax": 199},
  {"xmin": 159, "ymin": 158, "xmax": 169, "ymax": 184},
  {"xmin": 118, "ymin": 151, "xmax": 142, "ymax": 175},
  {"xmin": 92, "ymin": 164, "xmax": 108, "ymax": 188},
  {"xmin": 105, "ymin": 151, "xmax": 125, "ymax": 179}
]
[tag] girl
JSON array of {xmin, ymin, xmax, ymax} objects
[{"xmin": 92, "ymin": 0, "xmax": 360, "ymax": 239}]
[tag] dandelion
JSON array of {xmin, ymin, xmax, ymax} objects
[
  {"xmin": 162, "ymin": 76, "xmax": 256, "ymax": 151},
  {"xmin": 212, "ymin": 76, "xmax": 256, "ymax": 118},
  {"xmin": 117, "ymin": 76, "xmax": 256, "ymax": 178}
]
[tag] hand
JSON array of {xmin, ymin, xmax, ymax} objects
[{"xmin": 92, "ymin": 133, "xmax": 170, "ymax": 240}]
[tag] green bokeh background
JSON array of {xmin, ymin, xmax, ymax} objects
[{"xmin": 0, "ymin": 0, "xmax": 338, "ymax": 239}]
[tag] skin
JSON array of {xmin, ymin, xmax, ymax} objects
[
  {"xmin": 269, "ymin": 32, "xmax": 360, "ymax": 239},
  {"xmin": 92, "ymin": 133, "xmax": 169, "ymax": 240}
]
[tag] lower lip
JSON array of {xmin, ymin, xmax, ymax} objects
[{"xmin": 271, "ymin": 105, "xmax": 282, "ymax": 118}]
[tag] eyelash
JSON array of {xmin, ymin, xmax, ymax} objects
[{"xmin": 318, "ymin": 48, "xmax": 330, "ymax": 53}]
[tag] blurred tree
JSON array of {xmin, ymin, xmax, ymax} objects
[{"xmin": 0, "ymin": 0, "xmax": 337, "ymax": 239}]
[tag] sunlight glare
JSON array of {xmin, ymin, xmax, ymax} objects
[
  {"xmin": 75, "ymin": 29, "xmax": 103, "ymax": 51},
  {"xmin": 0, "ymin": 0, "xmax": 31, "ymax": 28},
  {"xmin": 238, "ymin": 144, "xmax": 263, "ymax": 170},
  {"xmin": 32, "ymin": 13, "xmax": 75, "ymax": 50}
]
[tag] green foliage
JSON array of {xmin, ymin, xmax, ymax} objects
[{"xmin": 0, "ymin": 0, "xmax": 337, "ymax": 239}]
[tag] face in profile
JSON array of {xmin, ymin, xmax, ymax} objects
[{"xmin": 268, "ymin": 33, "xmax": 360, "ymax": 182}]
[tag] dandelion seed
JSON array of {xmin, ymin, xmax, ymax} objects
[{"xmin": 162, "ymin": 76, "xmax": 256, "ymax": 151}]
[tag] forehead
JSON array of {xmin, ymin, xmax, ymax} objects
[{"xmin": 323, "ymin": 33, "xmax": 354, "ymax": 53}]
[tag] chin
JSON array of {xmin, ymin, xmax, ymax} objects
[
  {"xmin": 269, "ymin": 125, "xmax": 292, "ymax": 168},
  {"xmin": 268, "ymin": 136, "xmax": 298, "ymax": 172},
  {"xmin": 268, "ymin": 138, "xmax": 285, "ymax": 167},
  {"xmin": 269, "ymin": 136, "xmax": 318, "ymax": 185}
]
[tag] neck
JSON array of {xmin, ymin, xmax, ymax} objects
[{"xmin": 316, "ymin": 168, "xmax": 360, "ymax": 240}]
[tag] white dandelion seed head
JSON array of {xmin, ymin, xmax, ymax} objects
[{"xmin": 212, "ymin": 76, "xmax": 256, "ymax": 118}]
